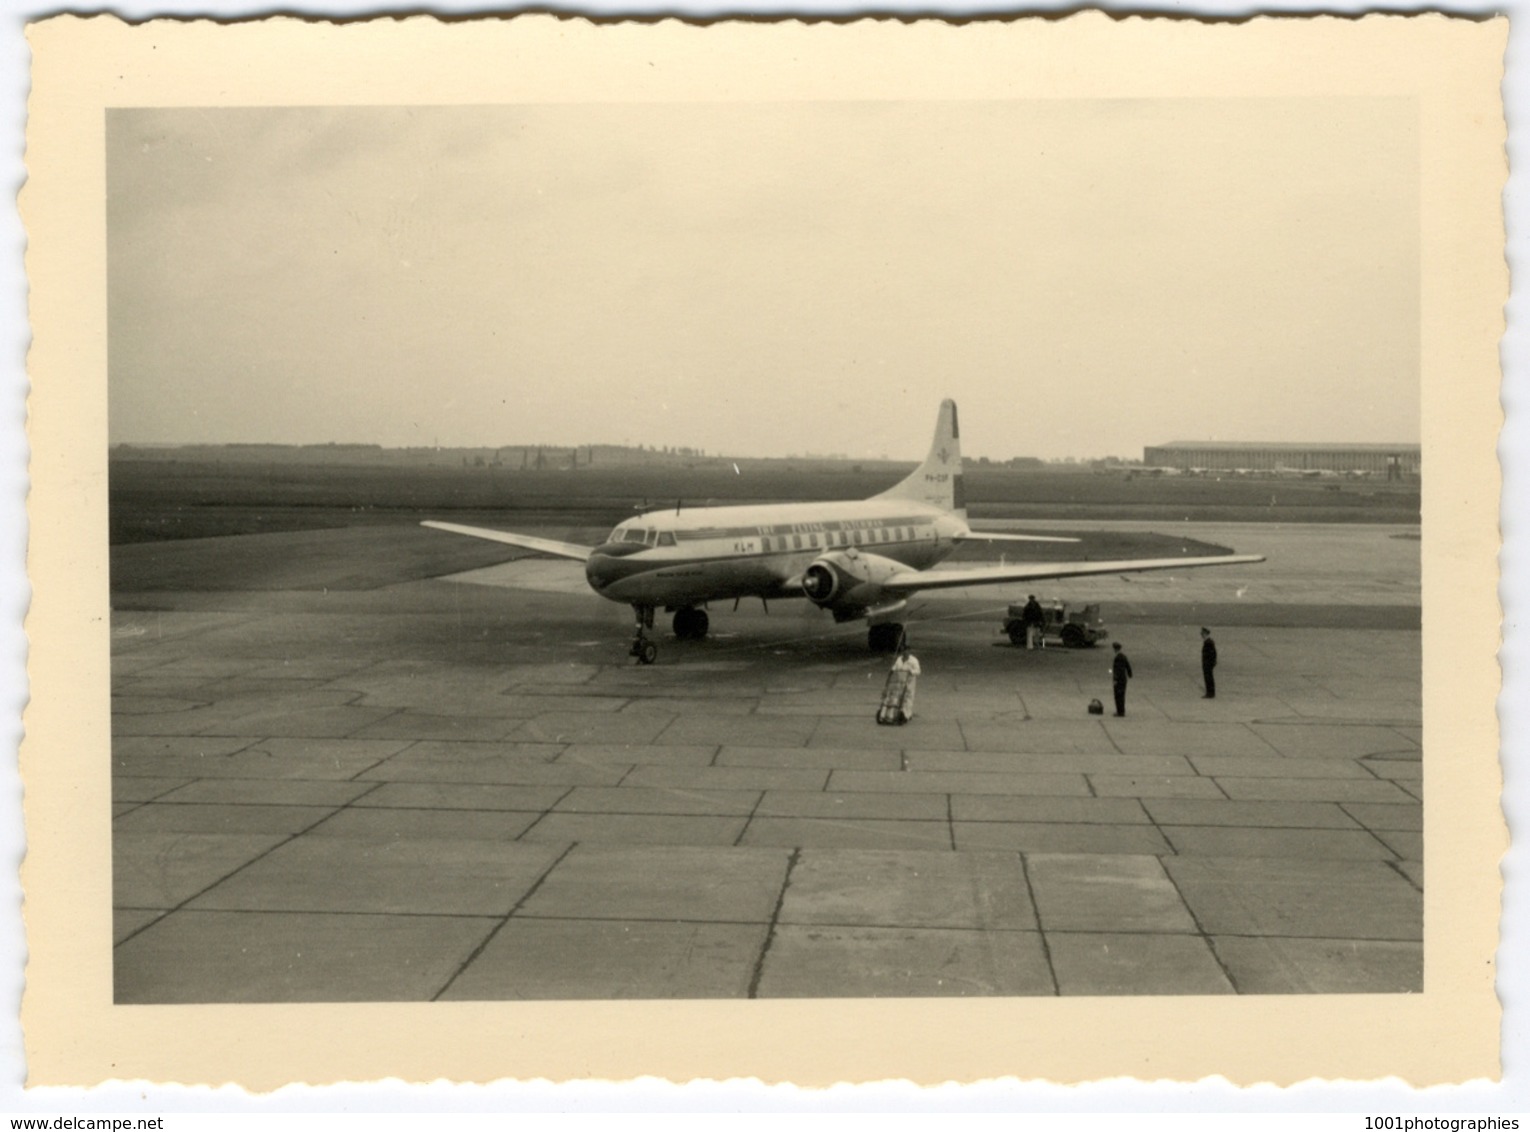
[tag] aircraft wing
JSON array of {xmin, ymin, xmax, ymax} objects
[
  {"xmin": 420, "ymin": 521, "xmax": 594, "ymax": 562},
  {"xmin": 881, "ymin": 553, "xmax": 1266, "ymax": 593}
]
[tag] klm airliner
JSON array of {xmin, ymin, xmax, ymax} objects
[{"xmin": 425, "ymin": 401, "xmax": 1264, "ymax": 662}]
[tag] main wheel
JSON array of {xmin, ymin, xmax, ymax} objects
[
  {"xmin": 673, "ymin": 608, "xmax": 710, "ymax": 640},
  {"xmin": 868, "ymin": 623, "xmax": 903, "ymax": 653}
]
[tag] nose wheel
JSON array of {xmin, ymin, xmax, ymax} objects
[{"xmin": 630, "ymin": 604, "xmax": 658, "ymax": 665}]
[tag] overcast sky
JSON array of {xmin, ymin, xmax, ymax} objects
[{"xmin": 107, "ymin": 99, "xmax": 1418, "ymax": 461}]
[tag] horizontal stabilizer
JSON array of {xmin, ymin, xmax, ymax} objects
[
  {"xmin": 881, "ymin": 554, "xmax": 1266, "ymax": 594},
  {"xmin": 421, "ymin": 521, "xmax": 593, "ymax": 562},
  {"xmin": 961, "ymin": 532, "xmax": 1081, "ymax": 544}
]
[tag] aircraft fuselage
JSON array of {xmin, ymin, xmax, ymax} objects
[{"xmin": 585, "ymin": 498, "xmax": 965, "ymax": 608}]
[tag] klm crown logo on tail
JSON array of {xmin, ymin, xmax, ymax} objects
[{"xmin": 873, "ymin": 398, "xmax": 965, "ymax": 516}]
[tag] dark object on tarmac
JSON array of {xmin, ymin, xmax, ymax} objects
[
  {"xmin": 878, "ymin": 668, "xmax": 912, "ymax": 725},
  {"xmin": 1087, "ymin": 698, "xmax": 1105, "ymax": 715},
  {"xmin": 1005, "ymin": 601, "xmax": 1110, "ymax": 648}
]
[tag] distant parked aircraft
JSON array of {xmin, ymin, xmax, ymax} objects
[{"xmin": 425, "ymin": 401, "xmax": 1264, "ymax": 662}]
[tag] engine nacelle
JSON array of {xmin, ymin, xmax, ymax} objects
[{"xmin": 800, "ymin": 550, "xmax": 906, "ymax": 613}]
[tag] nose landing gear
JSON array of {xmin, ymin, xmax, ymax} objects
[
  {"xmin": 627, "ymin": 604, "xmax": 711, "ymax": 663},
  {"xmin": 630, "ymin": 604, "xmax": 658, "ymax": 665}
]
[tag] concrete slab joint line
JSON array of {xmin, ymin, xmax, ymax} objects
[
  {"xmin": 1158, "ymin": 856, "xmax": 1242, "ymax": 993},
  {"xmin": 1017, "ymin": 853, "xmax": 1060, "ymax": 996},
  {"xmin": 431, "ymin": 841, "xmax": 578, "ymax": 1002},
  {"xmin": 732, "ymin": 788, "xmax": 769, "ymax": 847},
  {"xmin": 748, "ymin": 848, "xmax": 800, "ymax": 999},
  {"xmin": 1384, "ymin": 857, "xmax": 1424, "ymax": 895}
]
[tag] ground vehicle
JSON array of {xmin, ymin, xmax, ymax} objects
[{"xmin": 1004, "ymin": 600, "xmax": 1109, "ymax": 648}]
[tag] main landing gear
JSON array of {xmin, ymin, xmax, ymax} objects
[
  {"xmin": 868, "ymin": 622, "xmax": 905, "ymax": 653},
  {"xmin": 672, "ymin": 607, "xmax": 710, "ymax": 641}
]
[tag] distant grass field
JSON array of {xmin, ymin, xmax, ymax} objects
[{"xmin": 109, "ymin": 458, "xmax": 1419, "ymax": 546}]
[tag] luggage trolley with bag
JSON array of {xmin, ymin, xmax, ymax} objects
[{"xmin": 877, "ymin": 666, "xmax": 912, "ymax": 725}]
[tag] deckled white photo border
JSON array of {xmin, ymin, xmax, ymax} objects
[{"xmin": 10, "ymin": 10, "xmax": 1513, "ymax": 1100}]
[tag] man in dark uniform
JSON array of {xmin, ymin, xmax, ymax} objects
[
  {"xmin": 1022, "ymin": 594, "xmax": 1044, "ymax": 650},
  {"xmin": 1111, "ymin": 641, "xmax": 1133, "ymax": 717},
  {"xmin": 1200, "ymin": 627, "xmax": 1217, "ymax": 699}
]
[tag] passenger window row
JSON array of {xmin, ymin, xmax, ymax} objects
[
  {"xmin": 611, "ymin": 525, "xmax": 921, "ymax": 552},
  {"xmin": 758, "ymin": 526, "xmax": 917, "ymax": 553}
]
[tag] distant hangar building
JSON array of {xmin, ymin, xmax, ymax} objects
[{"xmin": 1143, "ymin": 441, "xmax": 1421, "ymax": 477}]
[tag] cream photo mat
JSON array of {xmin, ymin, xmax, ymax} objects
[{"xmin": 19, "ymin": 14, "xmax": 1507, "ymax": 1087}]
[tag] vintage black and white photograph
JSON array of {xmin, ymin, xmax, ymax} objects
[
  {"xmin": 17, "ymin": 13, "xmax": 1507, "ymax": 1088},
  {"xmin": 104, "ymin": 92, "xmax": 1426, "ymax": 1003}
]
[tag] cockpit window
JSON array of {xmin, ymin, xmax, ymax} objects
[
  {"xmin": 658, "ymin": 531, "xmax": 675, "ymax": 547},
  {"xmin": 608, "ymin": 525, "xmax": 651, "ymax": 546}
]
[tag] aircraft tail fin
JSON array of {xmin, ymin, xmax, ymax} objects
[{"xmin": 873, "ymin": 399, "xmax": 964, "ymax": 515}]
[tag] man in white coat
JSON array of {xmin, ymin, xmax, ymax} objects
[{"xmin": 891, "ymin": 644, "xmax": 922, "ymax": 721}]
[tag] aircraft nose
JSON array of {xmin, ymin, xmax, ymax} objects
[
  {"xmin": 585, "ymin": 552, "xmax": 616, "ymax": 592},
  {"xmin": 585, "ymin": 542, "xmax": 645, "ymax": 592}
]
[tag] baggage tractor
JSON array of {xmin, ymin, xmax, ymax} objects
[{"xmin": 877, "ymin": 668, "xmax": 911, "ymax": 725}]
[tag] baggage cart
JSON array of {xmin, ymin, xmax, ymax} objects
[{"xmin": 877, "ymin": 668, "xmax": 912, "ymax": 725}]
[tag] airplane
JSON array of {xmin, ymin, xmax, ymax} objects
[{"xmin": 423, "ymin": 400, "xmax": 1265, "ymax": 663}]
